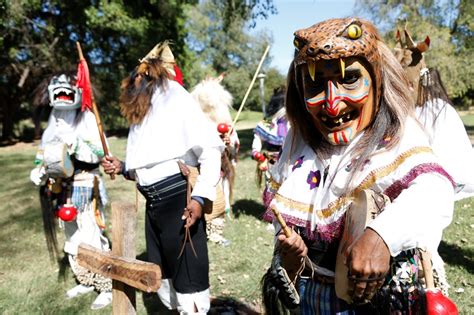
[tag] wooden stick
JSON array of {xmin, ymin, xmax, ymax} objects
[
  {"xmin": 420, "ymin": 249, "xmax": 435, "ymax": 289},
  {"xmin": 76, "ymin": 42, "xmax": 115, "ymax": 179},
  {"xmin": 230, "ymin": 45, "xmax": 270, "ymax": 133},
  {"xmin": 270, "ymin": 206, "xmax": 292, "ymax": 238}
]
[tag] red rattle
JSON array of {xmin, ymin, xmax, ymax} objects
[
  {"xmin": 421, "ymin": 251, "xmax": 458, "ymax": 315},
  {"xmin": 217, "ymin": 123, "xmax": 230, "ymax": 134},
  {"xmin": 57, "ymin": 204, "xmax": 78, "ymax": 222},
  {"xmin": 253, "ymin": 151, "xmax": 266, "ymax": 162},
  {"xmin": 425, "ymin": 289, "xmax": 458, "ymax": 315}
]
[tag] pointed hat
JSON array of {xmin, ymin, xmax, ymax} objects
[{"xmin": 139, "ymin": 40, "xmax": 176, "ymax": 76}]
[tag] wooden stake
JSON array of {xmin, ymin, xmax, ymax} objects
[{"xmin": 77, "ymin": 202, "xmax": 162, "ymax": 314}]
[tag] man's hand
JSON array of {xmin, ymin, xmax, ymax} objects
[
  {"xmin": 346, "ymin": 228, "xmax": 390, "ymax": 302},
  {"xmin": 277, "ymin": 229, "xmax": 308, "ymax": 279},
  {"xmin": 182, "ymin": 199, "xmax": 203, "ymax": 228},
  {"xmin": 258, "ymin": 159, "xmax": 268, "ymax": 171},
  {"xmin": 101, "ymin": 156, "xmax": 122, "ymax": 175}
]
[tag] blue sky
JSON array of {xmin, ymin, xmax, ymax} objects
[{"xmin": 252, "ymin": 0, "xmax": 356, "ymax": 74}]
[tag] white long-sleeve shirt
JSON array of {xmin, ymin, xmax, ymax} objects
[
  {"xmin": 416, "ymin": 98, "xmax": 474, "ymax": 200},
  {"xmin": 126, "ymin": 80, "xmax": 224, "ymax": 201},
  {"xmin": 265, "ymin": 117, "xmax": 455, "ymax": 257}
]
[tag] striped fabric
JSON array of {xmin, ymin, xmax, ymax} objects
[{"xmin": 298, "ymin": 278, "xmax": 355, "ymax": 315}]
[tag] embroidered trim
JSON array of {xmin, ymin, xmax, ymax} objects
[
  {"xmin": 273, "ymin": 193, "xmax": 314, "ymax": 213},
  {"xmin": 384, "ymin": 162, "xmax": 455, "ymax": 200},
  {"xmin": 262, "ymin": 208, "xmax": 345, "ymax": 241},
  {"xmin": 316, "ymin": 215, "xmax": 345, "ymax": 242},
  {"xmin": 268, "ymin": 177, "xmax": 281, "ymax": 191},
  {"xmin": 263, "ymin": 209, "xmax": 314, "ymax": 238},
  {"xmin": 271, "ymin": 192, "xmax": 352, "ymax": 220},
  {"xmin": 354, "ymin": 146, "xmax": 433, "ymax": 194},
  {"xmin": 273, "ymin": 146, "xmax": 434, "ymax": 221}
]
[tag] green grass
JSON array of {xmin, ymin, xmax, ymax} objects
[
  {"xmin": 0, "ymin": 112, "xmax": 472, "ymax": 314},
  {"xmin": 460, "ymin": 113, "xmax": 474, "ymax": 127}
]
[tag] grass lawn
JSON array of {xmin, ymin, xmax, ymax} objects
[{"xmin": 0, "ymin": 111, "xmax": 472, "ymax": 314}]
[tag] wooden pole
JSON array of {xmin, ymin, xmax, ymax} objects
[
  {"xmin": 230, "ymin": 45, "xmax": 270, "ymax": 133},
  {"xmin": 76, "ymin": 41, "xmax": 114, "ymax": 179},
  {"xmin": 112, "ymin": 201, "xmax": 138, "ymax": 314},
  {"xmin": 77, "ymin": 203, "xmax": 161, "ymax": 314}
]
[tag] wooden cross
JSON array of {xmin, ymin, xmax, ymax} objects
[{"xmin": 77, "ymin": 201, "xmax": 161, "ymax": 314}]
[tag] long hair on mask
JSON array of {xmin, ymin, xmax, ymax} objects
[{"xmin": 120, "ymin": 59, "xmax": 171, "ymax": 125}]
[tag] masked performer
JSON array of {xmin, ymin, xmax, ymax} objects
[
  {"xmin": 30, "ymin": 73, "xmax": 112, "ymax": 309},
  {"xmin": 394, "ymin": 29, "xmax": 474, "ymax": 201},
  {"xmin": 394, "ymin": 30, "xmax": 474, "ymax": 296},
  {"xmin": 252, "ymin": 85, "xmax": 289, "ymax": 207},
  {"xmin": 101, "ymin": 42, "xmax": 223, "ymax": 314},
  {"xmin": 191, "ymin": 74, "xmax": 238, "ymax": 244},
  {"xmin": 261, "ymin": 18, "xmax": 456, "ymax": 314}
]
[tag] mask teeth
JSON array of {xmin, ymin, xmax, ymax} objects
[
  {"xmin": 340, "ymin": 58, "xmax": 345, "ymax": 79},
  {"xmin": 308, "ymin": 60, "xmax": 316, "ymax": 81}
]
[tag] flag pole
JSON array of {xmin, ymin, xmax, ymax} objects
[
  {"xmin": 76, "ymin": 42, "xmax": 115, "ymax": 180},
  {"xmin": 230, "ymin": 45, "xmax": 270, "ymax": 133}
]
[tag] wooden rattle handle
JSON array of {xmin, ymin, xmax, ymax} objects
[
  {"xmin": 271, "ymin": 206, "xmax": 292, "ymax": 238},
  {"xmin": 420, "ymin": 250, "xmax": 435, "ymax": 289}
]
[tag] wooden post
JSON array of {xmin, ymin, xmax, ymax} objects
[
  {"xmin": 112, "ymin": 201, "xmax": 138, "ymax": 314},
  {"xmin": 77, "ymin": 201, "xmax": 161, "ymax": 314}
]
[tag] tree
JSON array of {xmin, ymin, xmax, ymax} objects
[
  {"xmin": 355, "ymin": 0, "xmax": 473, "ymax": 105},
  {"xmin": 182, "ymin": 0, "xmax": 285, "ymax": 113},
  {"xmin": 0, "ymin": 0, "xmax": 279, "ymax": 141},
  {"xmin": 0, "ymin": 0, "xmax": 194, "ymax": 142}
]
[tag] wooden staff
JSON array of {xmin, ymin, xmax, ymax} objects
[
  {"xmin": 230, "ymin": 45, "xmax": 270, "ymax": 134},
  {"xmin": 76, "ymin": 42, "xmax": 114, "ymax": 179},
  {"xmin": 270, "ymin": 206, "xmax": 292, "ymax": 238}
]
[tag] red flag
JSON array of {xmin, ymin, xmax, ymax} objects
[
  {"xmin": 76, "ymin": 59, "xmax": 92, "ymax": 111},
  {"xmin": 173, "ymin": 64, "xmax": 184, "ymax": 87}
]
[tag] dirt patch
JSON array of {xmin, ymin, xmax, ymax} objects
[{"xmin": 0, "ymin": 141, "xmax": 38, "ymax": 152}]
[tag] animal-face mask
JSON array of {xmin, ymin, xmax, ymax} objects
[
  {"xmin": 292, "ymin": 18, "xmax": 383, "ymax": 145},
  {"xmin": 301, "ymin": 57, "xmax": 375, "ymax": 145},
  {"xmin": 48, "ymin": 74, "xmax": 82, "ymax": 110}
]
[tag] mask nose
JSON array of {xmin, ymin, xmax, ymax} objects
[{"xmin": 324, "ymin": 80, "xmax": 341, "ymax": 117}]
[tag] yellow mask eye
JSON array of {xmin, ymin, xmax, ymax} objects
[
  {"xmin": 347, "ymin": 24, "xmax": 362, "ymax": 39},
  {"xmin": 293, "ymin": 38, "xmax": 301, "ymax": 50}
]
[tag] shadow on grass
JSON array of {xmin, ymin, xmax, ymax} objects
[
  {"xmin": 464, "ymin": 125, "xmax": 474, "ymax": 136},
  {"xmin": 232, "ymin": 198, "xmax": 266, "ymax": 220},
  {"xmin": 141, "ymin": 292, "xmax": 260, "ymax": 315},
  {"xmin": 439, "ymin": 241, "xmax": 474, "ymax": 274}
]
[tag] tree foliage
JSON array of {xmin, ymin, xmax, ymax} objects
[
  {"xmin": 0, "ymin": 0, "xmax": 197, "ymax": 141},
  {"xmin": 183, "ymin": 0, "xmax": 285, "ymax": 113},
  {"xmin": 1, "ymin": 0, "xmax": 280, "ymax": 141},
  {"xmin": 355, "ymin": 0, "xmax": 473, "ymax": 105}
]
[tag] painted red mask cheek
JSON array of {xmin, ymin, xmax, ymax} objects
[{"xmin": 325, "ymin": 81, "xmax": 341, "ymax": 116}]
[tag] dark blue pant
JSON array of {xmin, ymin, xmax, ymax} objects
[{"xmin": 138, "ymin": 173, "xmax": 209, "ymax": 294}]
